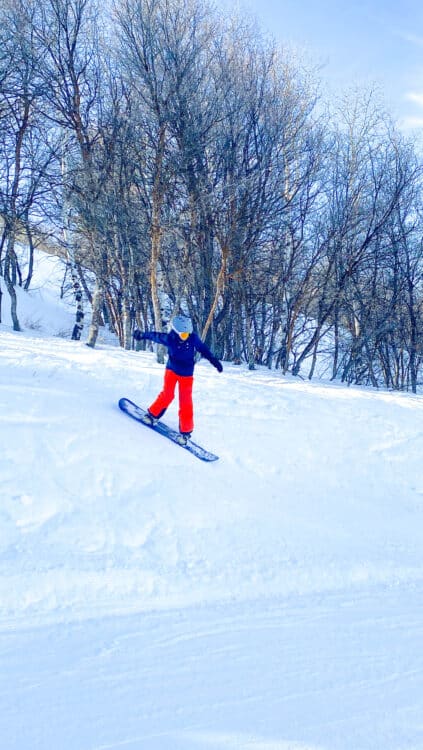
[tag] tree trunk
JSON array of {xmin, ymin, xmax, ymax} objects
[
  {"xmin": 244, "ymin": 291, "xmax": 255, "ymax": 370},
  {"xmin": 202, "ymin": 245, "xmax": 228, "ymax": 342},
  {"xmin": 4, "ymin": 231, "xmax": 21, "ymax": 331},
  {"xmin": 69, "ymin": 257, "xmax": 84, "ymax": 340},
  {"xmin": 62, "ymin": 134, "xmax": 85, "ymax": 341},
  {"xmin": 122, "ymin": 288, "xmax": 132, "ymax": 350},
  {"xmin": 150, "ymin": 124, "xmax": 167, "ymax": 363},
  {"xmin": 86, "ymin": 277, "xmax": 104, "ymax": 348},
  {"xmin": 23, "ymin": 223, "xmax": 35, "ymax": 291}
]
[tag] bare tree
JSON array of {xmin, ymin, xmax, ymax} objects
[
  {"xmin": 0, "ymin": 0, "xmax": 55, "ymax": 328},
  {"xmin": 30, "ymin": 0, "xmax": 103, "ymax": 340},
  {"xmin": 291, "ymin": 92, "xmax": 419, "ymax": 380}
]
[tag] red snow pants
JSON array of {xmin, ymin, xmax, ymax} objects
[{"xmin": 148, "ymin": 368, "xmax": 194, "ymax": 433}]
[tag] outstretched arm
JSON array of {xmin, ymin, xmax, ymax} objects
[
  {"xmin": 133, "ymin": 330, "xmax": 170, "ymax": 346},
  {"xmin": 193, "ymin": 334, "xmax": 223, "ymax": 372}
]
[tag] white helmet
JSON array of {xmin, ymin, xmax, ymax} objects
[{"xmin": 171, "ymin": 315, "xmax": 193, "ymax": 340}]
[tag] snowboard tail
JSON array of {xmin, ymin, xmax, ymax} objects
[{"xmin": 118, "ymin": 398, "xmax": 219, "ymax": 462}]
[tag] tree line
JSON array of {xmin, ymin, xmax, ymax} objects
[{"xmin": 1, "ymin": 0, "xmax": 422, "ymax": 390}]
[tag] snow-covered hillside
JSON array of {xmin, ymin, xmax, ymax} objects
[{"xmin": 1, "ymin": 257, "xmax": 423, "ymax": 749}]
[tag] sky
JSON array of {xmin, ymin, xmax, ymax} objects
[{"xmin": 217, "ymin": 0, "xmax": 423, "ymax": 133}]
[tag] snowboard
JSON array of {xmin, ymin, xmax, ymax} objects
[{"xmin": 118, "ymin": 398, "xmax": 219, "ymax": 463}]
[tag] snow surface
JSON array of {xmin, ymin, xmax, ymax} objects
[{"xmin": 1, "ymin": 256, "xmax": 423, "ymax": 749}]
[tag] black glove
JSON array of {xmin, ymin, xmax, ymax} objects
[
  {"xmin": 211, "ymin": 356, "xmax": 223, "ymax": 373},
  {"xmin": 133, "ymin": 329, "xmax": 145, "ymax": 341}
]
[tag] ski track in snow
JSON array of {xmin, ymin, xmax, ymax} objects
[{"xmin": 1, "ymin": 589, "xmax": 423, "ymax": 750}]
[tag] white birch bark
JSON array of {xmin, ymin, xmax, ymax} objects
[{"xmin": 62, "ymin": 135, "xmax": 84, "ymax": 341}]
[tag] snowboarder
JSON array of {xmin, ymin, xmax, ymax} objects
[{"xmin": 133, "ymin": 315, "xmax": 223, "ymax": 444}]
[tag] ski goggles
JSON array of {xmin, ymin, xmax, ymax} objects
[{"xmin": 179, "ymin": 331, "xmax": 190, "ymax": 341}]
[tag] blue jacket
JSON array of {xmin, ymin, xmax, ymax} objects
[{"xmin": 141, "ymin": 330, "xmax": 220, "ymax": 377}]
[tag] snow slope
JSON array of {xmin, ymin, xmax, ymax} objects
[{"xmin": 1, "ymin": 261, "xmax": 423, "ymax": 749}]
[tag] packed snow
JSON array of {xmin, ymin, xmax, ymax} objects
[{"xmin": 1, "ymin": 253, "xmax": 423, "ymax": 749}]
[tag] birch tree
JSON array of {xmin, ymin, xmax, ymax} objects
[
  {"xmin": 30, "ymin": 0, "xmax": 103, "ymax": 340},
  {"xmin": 0, "ymin": 0, "xmax": 54, "ymax": 329}
]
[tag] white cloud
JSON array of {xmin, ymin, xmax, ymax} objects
[{"xmin": 405, "ymin": 91, "xmax": 423, "ymax": 108}]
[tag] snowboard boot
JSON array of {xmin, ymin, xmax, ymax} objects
[
  {"xmin": 141, "ymin": 410, "xmax": 157, "ymax": 426},
  {"xmin": 176, "ymin": 432, "xmax": 191, "ymax": 446}
]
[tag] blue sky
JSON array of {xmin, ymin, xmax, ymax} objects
[{"xmin": 218, "ymin": 0, "xmax": 423, "ymax": 132}]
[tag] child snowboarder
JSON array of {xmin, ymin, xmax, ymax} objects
[{"xmin": 133, "ymin": 315, "xmax": 223, "ymax": 444}]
